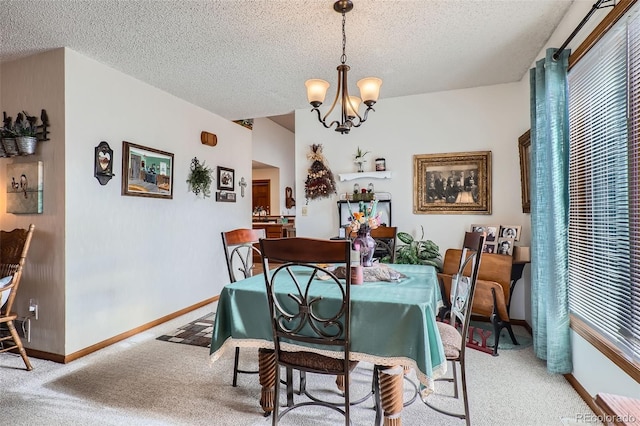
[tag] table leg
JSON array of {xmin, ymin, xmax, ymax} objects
[
  {"xmin": 335, "ymin": 374, "xmax": 345, "ymax": 392},
  {"xmin": 378, "ymin": 365, "xmax": 404, "ymax": 426},
  {"xmin": 258, "ymin": 348, "xmax": 276, "ymax": 415}
]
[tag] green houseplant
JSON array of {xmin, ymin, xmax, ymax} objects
[
  {"xmin": 392, "ymin": 226, "xmax": 442, "ymax": 270},
  {"xmin": 186, "ymin": 157, "xmax": 213, "ymax": 198}
]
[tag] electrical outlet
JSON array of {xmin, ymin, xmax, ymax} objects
[
  {"xmin": 301, "ymin": 206, "xmax": 308, "ymax": 216},
  {"xmin": 29, "ymin": 298, "xmax": 38, "ymax": 320}
]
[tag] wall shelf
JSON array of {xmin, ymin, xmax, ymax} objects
[{"xmin": 338, "ymin": 171, "xmax": 392, "ymax": 182}]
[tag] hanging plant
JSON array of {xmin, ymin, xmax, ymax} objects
[{"xmin": 186, "ymin": 157, "xmax": 213, "ymax": 198}]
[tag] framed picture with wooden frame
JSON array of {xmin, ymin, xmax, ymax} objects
[
  {"xmin": 413, "ymin": 151, "xmax": 492, "ymax": 214},
  {"xmin": 518, "ymin": 130, "xmax": 531, "ymax": 213},
  {"xmin": 217, "ymin": 166, "xmax": 235, "ymax": 191},
  {"xmin": 121, "ymin": 141, "xmax": 174, "ymax": 199}
]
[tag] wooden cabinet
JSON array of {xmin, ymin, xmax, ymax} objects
[{"xmin": 252, "ymin": 222, "xmax": 296, "ymax": 238}]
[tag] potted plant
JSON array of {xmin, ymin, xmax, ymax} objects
[
  {"xmin": 353, "ymin": 146, "xmax": 370, "ymax": 173},
  {"xmin": 390, "ymin": 226, "xmax": 442, "ymax": 270},
  {"xmin": 186, "ymin": 157, "xmax": 213, "ymax": 198}
]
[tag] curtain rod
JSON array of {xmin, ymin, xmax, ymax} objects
[{"xmin": 552, "ymin": 0, "xmax": 617, "ymax": 60}]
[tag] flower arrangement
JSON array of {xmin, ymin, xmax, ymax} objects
[{"xmin": 347, "ymin": 199, "xmax": 381, "ymax": 234}]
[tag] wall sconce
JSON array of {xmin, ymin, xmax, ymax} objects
[{"xmin": 94, "ymin": 141, "xmax": 115, "ymax": 185}]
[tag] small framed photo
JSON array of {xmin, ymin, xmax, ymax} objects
[
  {"xmin": 215, "ymin": 191, "xmax": 237, "ymax": 202},
  {"xmin": 122, "ymin": 141, "xmax": 174, "ymax": 199},
  {"xmin": 485, "ymin": 226, "xmax": 499, "ymax": 242},
  {"xmin": 499, "ymin": 225, "xmax": 521, "ymax": 241},
  {"xmin": 470, "ymin": 224, "xmax": 486, "ymax": 233},
  {"xmin": 471, "ymin": 224, "xmax": 499, "ymax": 242},
  {"xmin": 217, "ymin": 166, "xmax": 235, "ymax": 191},
  {"xmin": 483, "ymin": 242, "xmax": 497, "ymax": 254},
  {"xmin": 496, "ymin": 237, "xmax": 515, "ymax": 256}
]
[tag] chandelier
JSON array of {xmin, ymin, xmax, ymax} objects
[{"xmin": 305, "ymin": 0, "xmax": 382, "ymax": 135}]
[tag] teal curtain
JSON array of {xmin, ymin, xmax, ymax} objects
[{"xmin": 529, "ymin": 48, "xmax": 572, "ymax": 374}]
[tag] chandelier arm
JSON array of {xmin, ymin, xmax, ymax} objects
[
  {"xmin": 321, "ymin": 67, "xmax": 345, "ymax": 123},
  {"xmin": 311, "ymin": 108, "xmax": 333, "ymax": 129},
  {"xmin": 350, "ymin": 106, "xmax": 375, "ymax": 128}
]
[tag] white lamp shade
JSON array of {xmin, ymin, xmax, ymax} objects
[
  {"xmin": 305, "ymin": 79, "xmax": 330, "ymax": 104},
  {"xmin": 357, "ymin": 77, "xmax": 382, "ymax": 103},
  {"xmin": 345, "ymin": 96, "xmax": 361, "ymax": 118}
]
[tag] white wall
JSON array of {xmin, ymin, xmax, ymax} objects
[
  {"xmin": 1, "ymin": 48, "xmax": 252, "ymax": 355},
  {"xmin": 252, "ymin": 117, "xmax": 296, "ymax": 216},
  {"xmin": 62, "ymin": 49, "xmax": 252, "ymax": 353}
]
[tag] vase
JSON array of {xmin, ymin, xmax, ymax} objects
[{"xmin": 352, "ymin": 227, "xmax": 376, "ymax": 267}]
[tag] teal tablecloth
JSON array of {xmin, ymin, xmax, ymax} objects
[{"xmin": 210, "ymin": 263, "xmax": 447, "ymax": 391}]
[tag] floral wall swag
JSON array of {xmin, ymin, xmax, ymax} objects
[{"xmin": 304, "ymin": 144, "xmax": 336, "ymax": 202}]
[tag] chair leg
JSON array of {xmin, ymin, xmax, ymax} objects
[
  {"xmin": 460, "ymin": 360, "xmax": 471, "ymax": 426},
  {"xmin": 7, "ymin": 320, "xmax": 32, "ymax": 371},
  {"xmin": 505, "ymin": 323, "xmax": 519, "ymax": 346},
  {"xmin": 299, "ymin": 370, "xmax": 306, "ymax": 395},
  {"xmin": 272, "ymin": 364, "xmax": 280, "ymax": 426},
  {"xmin": 286, "ymin": 367, "xmax": 294, "ymax": 407},
  {"xmin": 451, "ymin": 360, "xmax": 459, "ymax": 399},
  {"xmin": 232, "ymin": 347, "xmax": 240, "ymax": 387},
  {"xmin": 344, "ymin": 372, "xmax": 350, "ymax": 426},
  {"xmin": 373, "ymin": 366, "xmax": 383, "ymax": 426},
  {"xmin": 490, "ymin": 314, "xmax": 501, "ymax": 356}
]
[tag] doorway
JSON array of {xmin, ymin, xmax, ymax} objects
[{"xmin": 252, "ymin": 179, "xmax": 271, "ymax": 215}]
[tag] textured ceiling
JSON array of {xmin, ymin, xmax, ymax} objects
[{"xmin": 1, "ymin": 0, "xmax": 574, "ymax": 127}]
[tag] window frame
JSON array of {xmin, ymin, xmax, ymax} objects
[{"xmin": 566, "ymin": 0, "xmax": 640, "ymax": 382}]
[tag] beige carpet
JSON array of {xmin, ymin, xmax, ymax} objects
[{"xmin": 0, "ymin": 305, "xmax": 601, "ymax": 425}]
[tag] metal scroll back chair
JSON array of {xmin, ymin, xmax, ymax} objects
[
  {"xmin": 426, "ymin": 231, "xmax": 485, "ymax": 426},
  {"xmin": 0, "ymin": 224, "xmax": 35, "ymax": 371},
  {"xmin": 260, "ymin": 237, "xmax": 355, "ymax": 426},
  {"xmin": 221, "ymin": 228, "xmax": 266, "ymax": 387},
  {"xmin": 369, "ymin": 225, "xmax": 397, "ymax": 263}
]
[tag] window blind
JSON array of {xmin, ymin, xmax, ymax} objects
[{"xmin": 567, "ymin": 3, "xmax": 640, "ymax": 362}]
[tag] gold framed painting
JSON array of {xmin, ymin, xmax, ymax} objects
[
  {"xmin": 518, "ymin": 130, "xmax": 531, "ymax": 213},
  {"xmin": 413, "ymin": 151, "xmax": 491, "ymax": 214}
]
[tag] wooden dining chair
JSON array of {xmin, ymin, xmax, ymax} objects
[
  {"xmin": 0, "ymin": 224, "xmax": 35, "ymax": 371},
  {"xmin": 260, "ymin": 237, "xmax": 356, "ymax": 426},
  {"xmin": 424, "ymin": 231, "xmax": 485, "ymax": 426},
  {"xmin": 369, "ymin": 225, "xmax": 398, "ymax": 263},
  {"xmin": 221, "ymin": 228, "xmax": 265, "ymax": 386}
]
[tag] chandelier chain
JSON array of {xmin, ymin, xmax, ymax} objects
[{"xmin": 341, "ymin": 11, "xmax": 347, "ymax": 64}]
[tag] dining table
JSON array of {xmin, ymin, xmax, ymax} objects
[{"xmin": 210, "ymin": 263, "xmax": 447, "ymax": 425}]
